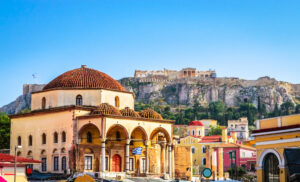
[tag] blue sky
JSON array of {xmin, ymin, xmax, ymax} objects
[{"xmin": 1, "ymin": 0, "xmax": 300, "ymax": 107}]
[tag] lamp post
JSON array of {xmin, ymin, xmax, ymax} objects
[{"xmin": 14, "ymin": 145, "xmax": 22, "ymax": 182}]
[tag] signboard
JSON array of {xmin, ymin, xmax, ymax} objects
[
  {"xmin": 202, "ymin": 168, "xmax": 212, "ymax": 178},
  {"xmin": 132, "ymin": 147, "xmax": 143, "ymax": 155}
]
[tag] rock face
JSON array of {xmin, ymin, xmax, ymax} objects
[
  {"xmin": 1, "ymin": 76, "xmax": 300, "ymax": 114},
  {"xmin": 0, "ymin": 84, "xmax": 45, "ymax": 115},
  {"xmin": 120, "ymin": 76, "xmax": 300, "ymax": 112}
]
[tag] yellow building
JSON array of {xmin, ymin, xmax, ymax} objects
[
  {"xmin": 10, "ymin": 66, "xmax": 176, "ymax": 179},
  {"xmin": 252, "ymin": 114, "xmax": 300, "ymax": 182}
]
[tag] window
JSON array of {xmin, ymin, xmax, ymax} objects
[
  {"xmin": 192, "ymin": 147, "xmax": 195, "ymax": 154},
  {"xmin": 87, "ymin": 132, "xmax": 92, "ymax": 143},
  {"xmin": 62, "ymin": 131, "xmax": 66, "ymax": 142},
  {"xmin": 192, "ymin": 130, "xmax": 195, "ymax": 136},
  {"xmin": 141, "ymin": 158, "xmax": 146, "ymax": 173},
  {"xmin": 84, "ymin": 156, "xmax": 92, "ymax": 170},
  {"xmin": 42, "ymin": 97, "xmax": 46, "ymax": 109},
  {"xmin": 41, "ymin": 158, "xmax": 47, "ymax": 172},
  {"xmin": 54, "ymin": 132, "xmax": 58, "ymax": 143},
  {"xmin": 115, "ymin": 96, "xmax": 120, "ymax": 107},
  {"xmin": 202, "ymin": 146, "xmax": 206, "ymax": 154},
  {"xmin": 76, "ymin": 95, "xmax": 82, "ymax": 106},
  {"xmin": 116, "ymin": 131, "xmax": 121, "ymax": 141},
  {"xmin": 203, "ymin": 158, "xmax": 206, "ymax": 165},
  {"xmin": 198, "ymin": 130, "xmax": 201, "ymax": 136},
  {"xmin": 129, "ymin": 158, "xmax": 134, "ymax": 171},
  {"xmin": 17, "ymin": 136, "xmax": 21, "ymax": 146},
  {"xmin": 28, "ymin": 135, "xmax": 32, "ymax": 146},
  {"xmin": 53, "ymin": 156, "xmax": 59, "ymax": 171},
  {"xmin": 187, "ymin": 130, "xmax": 190, "ymax": 135},
  {"xmin": 61, "ymin": 156, "xmax": 66, "ymax": 171},
  {"xmin": 42, "ymin": 133, "xmax": 46, "ymax": 144}
]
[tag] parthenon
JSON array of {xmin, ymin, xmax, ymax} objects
[{"xmin": 134, "ymin": 68, "xmax": 216, "ymax": 79}]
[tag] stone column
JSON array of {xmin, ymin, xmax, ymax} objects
[
  {"xmin": 161, "ymin": 143, "xmax": 166, "ymax": 175},
  {"xmin": 145, "ymin": 140, "xmax": 149, "ymax": 174},
  {"xmin": 101, "ymin": 140, "xmax": 106, "ymax": 172},
  {"xmin": 168, "ymin": 144, "xmax": 172, "ymax": 176},
  {"xmin": 125, "ymin": 139, "xmax": 130, "ymax": 173}
]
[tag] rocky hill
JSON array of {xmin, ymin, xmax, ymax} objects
[
  {"xmin": 1, "ymin": 76, "xmax": 300, "ymax": 114},
  {"xmin": 120, "ymin": 76, "xmax": 300, "ymax": 112}
]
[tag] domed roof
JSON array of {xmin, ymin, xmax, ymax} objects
[
  {"xmin": 120, "ymin": 107, "xmax": 140, "ymax": 118},
  {"xmin": 92, "ymin": 103, "xmax": 121, "ymax": 116},
  {"xmin": 139, "ymin": 108, "xmax": 163, "ymax": 120},
  {"xmin": 43, "ymin": 65, "xmax": 126, "ymax": 92},
  {"xmin": 188, "ymin": 120, "xmax": 204, "ymax": 126}
]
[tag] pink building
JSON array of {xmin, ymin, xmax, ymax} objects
[{"xmin": 213, "ymin": 143, "xmax": 256, "ymax": 172}]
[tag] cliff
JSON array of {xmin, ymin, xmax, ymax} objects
[{"xmin": 120, "ymin": 76, "xmax": 300, "ymax": 112}]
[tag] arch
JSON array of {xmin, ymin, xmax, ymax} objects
[
  {"xmin": 53, "ymin": 132, "xmax": 58, "ymax": 143},
  {"xmin": 61, "ymin": 131, "xmax": 66, "ymax": 142},
  {"xmin": 78, "ymin": 123, "xmax": 101, "ymax": 144},
  {"xmin": 17, "ymin": 136, "xmax": 21, "ymax": 146},
  {"xmin": 202, "ymin": 157, "xmax": 206, "ymax": 165},
  {"xmin": 76, "ymin": 95, "xmax": 83, "ymax": 106},
  {"xmin": 258, "ymin": 149, "xmax": 284, "ymax": 168},
  {"xmin": 27, "ymin": 150, "xmax": 33, "ymax": 157},
  {"xmin": 61, "ymin": 147, "xmax": 66, "ymax": 153},
  {"xmin": 42, "ymin": 133, "xmax": 46, "ymax": 144},
  {"xmin": 41, "ymin": 149, "xmax": 46, "ymax": 156},
  {"xmin": 28, "ymin": 135, "xmax": 32, "ymax": 146},
  {"xmin": 42, "ymin": 97, "xmax": 46, "ymax": 109},
  {"xmin": 130, "ymin": 126, "xmax": 148, "ymax": 147},
  {"xmin": 84, "ymin": 148, "xmax": 94, "ymax": 154},
  {"xmin": 53, "ymin": 148, "xmax": 58, "ymax": 154},
  {"xmin": 150, "ymin": 127, "xmax": 171, "ymax": 143},
  {"xmin": 263, "ymin": 153, "xmax": 280, "ymax": 182},
  {"xmin": 115, "ymin": 96, "xmax": 120, "ymax": 108},
  {"xmin": 202, "ymin": 146, "xmax": 206, "ymax": 153},
  {"xmin": 105, "ymin": 124, "xmax": 129, "ymax": 140}
]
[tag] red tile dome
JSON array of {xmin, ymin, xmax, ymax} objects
[
  {"xmin": 92, "ymin": 103, "xmax": 121, "ymax": 116},
  {"xmin": 43, "ymin": 65, "xmax": 126, "ymax": 92},
  {"xmin": 139, "ymin": 108, "xmax": 163, "ymax": 120},
  {"xmin": 120, "ymin": 107, "xmax": 140, "ymax": 118},
  {"xmin": 188, "ymin": 121, "xmax": 204, "ymax": 126}
]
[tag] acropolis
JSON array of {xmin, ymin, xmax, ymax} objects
[{"xmin": 134, "ymin": 68, "xmax": 216, "ymax": 79}]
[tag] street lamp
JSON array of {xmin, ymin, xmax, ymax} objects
[{"xmin": 14, "ymin": 145, "xmax": 22, "ymax": 182}]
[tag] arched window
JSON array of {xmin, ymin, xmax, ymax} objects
[
  {"xmin": 116, "ymin": 131, "xmax": 121, "ymax": 141},
  {"xmin": 76, "ymin": 95, "xmax": 82, "ymax": 106},
  {"xmin": 87, "ymin": 132, "xmax": 92, "ymax": 143},
  {"xmin": 61, "ymin": 131, "xmax": 66, "ymax": 142},
  {"xmin": 192, "ymin": 130, "xmax": 195, "ymax": 136},
  {"xmin": 192, "ymin": 147, "xmax": 195, "ymax": 154},
  {"xmin": 28, "ymin": 135, "xmax": 32, "ymax": 146},
  {"xmin": 42, "ymin": 97, "xmax": 46, "ymax": 109},
  {"xmin": 115, "ymin": 96, "xmax": 120, "ymax": 108},
  {"xmin": 53, "ymin": 132, "xmax": 58, "ymax": 143},
  {"xmin": 202, "ymin": 146, "xmax": 206, "ymax": 153},
  {"xmin": 203, "ymin": 158, "xmax": 206, "ymax": 165},
  {"xmin": 17, "ymin": 136, "xmax": 21, "ymax": 146},
  {"xmin": 264, "ymin": 153, "xmax": 280, "ymax": 181},
  {"xmin": 198, "ymin": 130, "xmax": 201, "ymax": 136},
  {"xmin": 42, "ymin": 133, "xmax": 46, "ymax": 144}
]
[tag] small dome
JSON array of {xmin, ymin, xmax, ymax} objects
[
  {"xmin": 120, "ymin": 107, "xmax": 140, "ymax": 118},
  {"xmin": 139, "ymin": 108, "xmax": 163, "ymax": 120},
  {"xmin": 43, "ymin": 65, "xmax": 126, "ymax": 92},
  {"xmin": 92, "ymin": 103, "xmax": 121, "ymax": 116},
  {"xmin": 188, "ymin": 121, "xmax": 204, "ymax": 126}
]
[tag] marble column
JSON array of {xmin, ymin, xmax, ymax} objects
[
  {"xmin": 168, "ymin": 144, "xmax": 172, "ymax": 176},
  {"xmin": 101, "ymin": 140, "xmax": 106, "ymax": 172},
  {"xmin": 161, "ymin": 143, "xmax": 166, "ymax": 175},
  {"xmin": 125, "ymin": 139, "xmax": 130, "ymax": 173},
  {"xmin": 145, "ymin": 140, "xmax": 149, "ymax": 174}
]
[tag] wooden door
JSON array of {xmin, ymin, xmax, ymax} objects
[{"xmin": 112, "ymin": 154, "xmax": 121, "ymax": 172}]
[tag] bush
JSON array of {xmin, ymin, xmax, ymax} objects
[{"xmin": 227, "ymin": 167, "xmax": 246, "ymax": 178}]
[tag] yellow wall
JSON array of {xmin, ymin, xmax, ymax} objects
[
  {"xmin": 31, "ymin": 89, "xmax": 134, "ymax": 110},
  {"xmin": 259, "ymin": 118, "xmax": 278, "ymax": 129},
  {"xmin": 187, "ymin": 126, "xmax": 205, "ymax": 137}
]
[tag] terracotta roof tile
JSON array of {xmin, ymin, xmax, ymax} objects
[
  {"xmin": 0, "ymin": 153, "xmax": 41, "ymax": 163},
  {"xmin": 43, "ymin": 66, "xmax": 126, "ymax": 92}
]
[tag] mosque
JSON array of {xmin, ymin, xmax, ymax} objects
[{"xmin": 10, "ymin": 65, "xmax": 176, "ymax": 179}]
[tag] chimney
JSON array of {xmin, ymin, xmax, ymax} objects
[
  {"xmin": 222, "ymin": 128, "xmax": 228, "ymax": 143},
  {"xmin": 81, "ymin": 65, "xmax": 87, "ymax": 68}
]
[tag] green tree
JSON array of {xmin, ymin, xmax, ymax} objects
[
  {"xmin": 207, "ymin": 125, "xmax": 223, "ymax": 136},
  {"xmin": 295, "ymin": 104, "xmax": 300, "ymax": 114},
  {"xmin": 280, "ymin": 101, "xmax": 294, "ymax": 116},
  {"xmin": 238, "ymin": 103, "xmax": 258, "ymax": 125},
  {"xmin": 273, "ymin": 103, "xmax": 280, "ymax": 117},
  {"xmin": 0, "ymin": 112, "xmax": 10, "ymax": 149},
  {"xmin": 209, "ymin": 101, "xmax": 226, "ymax": 125}
]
